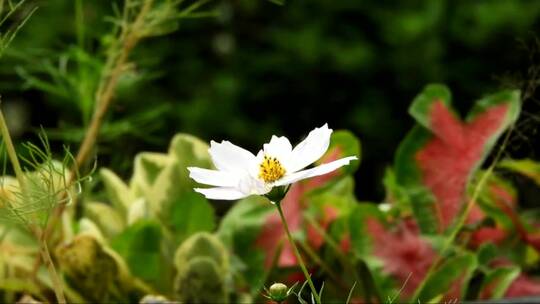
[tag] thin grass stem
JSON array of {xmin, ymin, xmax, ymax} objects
[{"xmin": 275, "ymin": 202, "xmax": 322, "ymax": 304}]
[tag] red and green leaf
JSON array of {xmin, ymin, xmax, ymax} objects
[{"xmin": 394, "ymin": 84, "xmax": 521, "ymax": 233}]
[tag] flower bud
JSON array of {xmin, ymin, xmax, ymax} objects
[{"xmin": 268, "ymin": 283, "xmax": 289, "ymax": 302}]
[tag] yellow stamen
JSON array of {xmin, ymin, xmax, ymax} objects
[{"xmin": 259, "ymin": 155, "xmax": 286, "ymax": 183}]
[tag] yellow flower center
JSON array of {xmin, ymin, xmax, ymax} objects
[{"xmin": 259, "ymin": 155, "xmax": 286, "ymax": 183}]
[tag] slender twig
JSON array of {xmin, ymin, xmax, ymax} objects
[
  {"xmin": 37, "ymin": 228, "xmax": 66, "ymax": 304},
  {"xmin": 75, "ymin": 0, "xmax": 153, "ymax": 170},
  {"xmin": 43, "ymin": 0, "xmax": 154, "ymax": 241},
  {"xmin": 0, "ymin": 108, "xmax": 25, "ymax": 188},
  {"xmin": 275, "ymin": 202, "xmax": 322, "ymax": 304},
  {"xmin": 345, "ymin": 281, "xmax": 357, "ymax": 304}
]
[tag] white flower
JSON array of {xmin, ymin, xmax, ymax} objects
[{"xmin": 188, "ymin": 124, "xmax": 357, "ymax": 200}]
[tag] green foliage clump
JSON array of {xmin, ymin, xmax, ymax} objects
[
  {"xmin": 55, "ymin": 234, "xmax": 141, "ymax": 303},
  {"xmin": 174, "ymin": 232, "xmax": 230, "ymax": 304}
]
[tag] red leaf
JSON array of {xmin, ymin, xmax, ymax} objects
[
  {"xmin": 505, "ymin": 274, "xmax": 540, "ymax": 297},
  {"xmin": 415, "ymin": 100, "xmax": 510, "ymax": 230},
  {"xmin": 366, "ymin": 218, "xmax": 437, "ymax": 298}
]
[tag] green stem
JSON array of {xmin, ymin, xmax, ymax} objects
[
  {"xmin": 38, "ymin": 231, "xmax": 66, "ymax": 304},
  {"xmin": 275, "ymin": 202, "xmax": 322, "ymax": 304},
  {"xmin": 0, "ymin": 108, "xmax": 26, "ymax": 188},
  {"xmin": 0, "ymin": 108, "xmax": 29, "ymax": 224}
]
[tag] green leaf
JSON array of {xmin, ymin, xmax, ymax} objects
[
  {"xmin": 471, "ymin": 171, "xmax": 516, "ymax": 230},
  {"xmin": 477, "ymin": 242, "xmax": 498, "ymax": 266},
  {"xmin": 394, "ymin": 126, "xmax": 438, "ymax": 234},
  {"xmin": 478, "ymin": 266, "xmax": 520, "ymax": 300},
  {"xmin": 169, "ymin": 191, "xmax": 216, "ymax": 244},
  {"xmin": 100, "ymin": 168, "xmax": 134, "ymax": 218},
  {"xmin": 218, "ymin": 196, "xmax": 273, "ymax": 293},
  {"xmin": 84, "ymin": 202, "xmax": 125, "ymax": 238},
  {"xmin": 408, "ymin": 84, "xmax": 452, "ymax": 130},
  {"xmin": 130, "ymin": 152, "xmax": 172, "ymax": 197},
  {"xmin": 111, "ymin": 219, "xmax": 166, "ymax": 290},
  {"xmin": 382, "ymin": 167, "xmax": 412, "ymax": 214},
  {"xmin": 168, "ymin": 133, "xmax": 212, "ymax": 171},
  {"xmin": 415, "ymin": 253, "xmax": 477, "ymax": 302},
  {"xmin": 145, "ymin": 160, "xmax": 216, "ymax": 244},
  {"xmin": 309, "ymin": 179, "xmax": 356, "ymax": 213},
  {"xmin": 499, "ymin": 158, "xmax": 540, "ymax": 187},
  {"xmin": 348, "ymin": 204, "xmax": 385, "ymax": 258}
]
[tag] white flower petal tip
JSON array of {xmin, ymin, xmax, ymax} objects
[
  {"xmin": 275, "ymin": 156, "xmax": 358, "ymax": 186},
  {"xmin": 194, "ymin": 187, "xmax": 248, "ymax": 200},
  {"xmin": 207, "ymin": 140, "xmax": 256, "ymax": 173},
  {"xmin": 287, "ymin": 124, "xmax": 334, "ymax": 172}
]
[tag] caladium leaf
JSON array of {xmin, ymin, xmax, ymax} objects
[
  {"xmin": 362, "ymin": 216, "xmax": 438, "ymax": 300},
  {"xmin": 395, "ymin": 84, "xmax": 521, "ymax": 233}
]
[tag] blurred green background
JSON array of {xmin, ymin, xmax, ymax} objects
[{"xmin": 1, "ymin": 0, "xmax": 539, "ymax": 200}]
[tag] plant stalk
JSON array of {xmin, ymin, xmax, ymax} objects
[
  {"xmin": 43, "ymin": 0, "xmax": 154, "ymax": 241},
  {"xmin": 275, "ymin": 202, "xmax": 322, "ymax": 304},
  {"xmin": 38, "ymin": 230, "xmax": 66, "ymax": 304},
  {"xmin": 0, "ymin": 108, "xmax": 26, "ymax": 188}
]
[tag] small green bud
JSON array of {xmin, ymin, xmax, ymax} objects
[{"xmin": 268, "ymin": 283, "xmax": 289, "ymax": 303}]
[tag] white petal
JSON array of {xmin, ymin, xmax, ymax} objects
[
  {"xmin": 209, "ymin": 140, "xmax": 257, "ymax": 173},
  {"xmin": 188, "ymin": 167, "xmax": 240, "ymax": 187},
  {"xmin": 263, "ymin": 135, "xmax": 293, "ymax": 163},
  {"xmin": 274, "ymin": 156, "xmax": 357, "ymax": 186},
  {"xmin": 238, "ymin": 174, "xmax": 271, "ymax": 196},
  {"xmin": 194, "ymin": 187, "xmax": 249, "ymax": 200},
  {"xmin": 288, "ymin": 124, "xmax": 333, "ymax": 172}
]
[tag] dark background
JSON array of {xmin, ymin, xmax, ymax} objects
[{"xmin": 1, "ymin": 0, "xmax": 540, "ymax": 201}]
